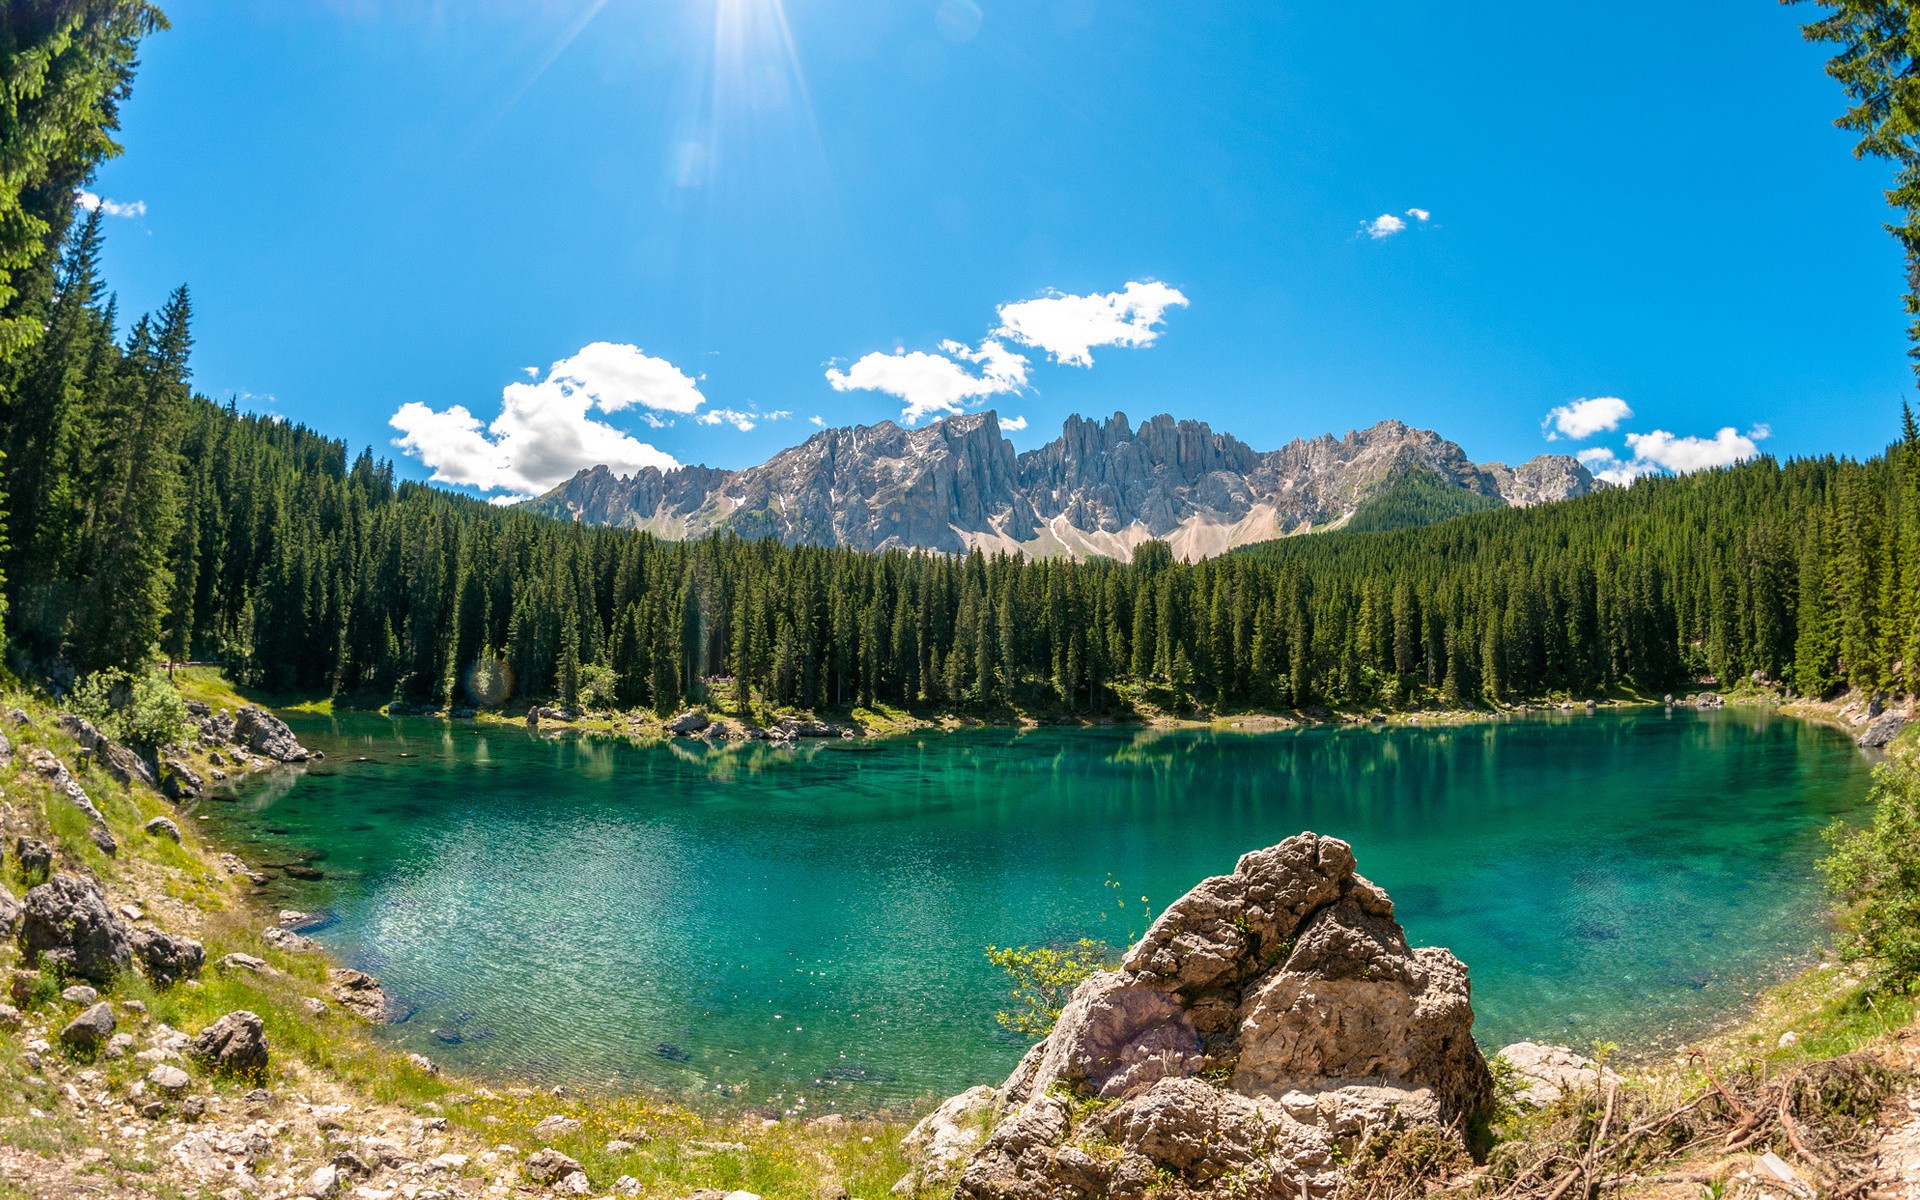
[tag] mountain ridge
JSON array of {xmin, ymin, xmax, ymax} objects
[{"xmin": 525, "ymin": 411, "xmax": 1596, "ymax": 560}]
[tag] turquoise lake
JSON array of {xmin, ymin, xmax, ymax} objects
[{"xmin": 207, "ymin": 708, "xmax": 1877, "ymax": 1112}]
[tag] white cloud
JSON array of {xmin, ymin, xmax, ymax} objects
[
  {"xmin": 75, "ymin": 190, "xmax": 145, "ymax": 219},
  {"xmin": 1544, "ymin": 396, "xmax": 1633, "ymax": 441},
  {"xmin": 1575, "ymin": 447, "xmax": 1654, "ymax": 487},
  {"xmin": 1625, "ymin": 426, "xmax": 1767, "ymax": 474},
  {"xmin": 1000, "ymin": 414, "xmax": 1029, "ymax": 431},
  {"xmin": 826, "ymin": 338, "xmax": 1030, "ymax": 425},
  {"xmin": 696, "ymin": 406, "xmax": 790, "ymax": 432},
  {"xmin": 808, "ymin": 415, "xmax": 826, "ymax": 426},
  {"xmin": 1363, "ymin": 208, "xmax": 1433, "ymax": 239},
  {"xmin": 1577, "ymin": 425, "xmax": 1769, "ymax": 487},
  {"xmin": 992, "ymin": 280, "xmax": 1189, "ymax": 367},
  {"xmin": 390, "ymin": 342, "xmax": 697, "ymax": 499},
  {"xmin": 1365, "ymin": 213, "xmax": 1407, "ymax": 239},
  {"xmin": 828, "ymin": 279, "xmax": 1186, "ymax": 425}
]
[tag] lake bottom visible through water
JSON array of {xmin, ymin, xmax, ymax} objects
[{"xmin": 204, "ymin": 708, "xmax": 1877, "ymax": 1111}]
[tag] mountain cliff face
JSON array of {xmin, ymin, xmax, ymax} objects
[{"xmin": 525, "ymin": 411, "xmax": 1595, "ymax": 560}]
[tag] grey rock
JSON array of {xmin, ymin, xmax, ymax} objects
[
  {"xmin": 1693, "ymin": 692, "xmax": 1725, "ymax": 710},
  {"xmin": 1860, "ymin": 713, "xmax": 1907, "ymax": 749},
  {"xmin": 131, "ymin": 927, "xmax": 205, "ymax": 986},
  {"xmin": 0, "ymin": 891, "xmax": 20, "ymax": 939},
  {"xmin": 1496, "ymin": 1042, "xmax": 1620, "ymax": 1109},
  {"xmin": 524, "ymin": 1147, "xmax": 586, "ymax": 1186},
  {"xmin": 534, "ymin": 1114, "xmax": 583, "ymax": 1137},
  {"xmin": 26, "ymin": 748, "xmax": 115, "ymax": 854},
  {"xmin": 159, "ymin": 758, "xmax": 204, "ymax": 800},
  {"xmin": 219, "ymin": 952, "xmax": 272, "ymax": 974},
  {"xmin": 262, "ymin": 925, "xmax": 313, "ymax": 952},
  {"xmin": 327, "ymin": 967, "xmax": 399, "ymax": 1022},
  {"xmin": 665, "ymin": 708, "xmax": 711, "ymax": 736},
  {"xmin": 301, "ymin": 1164, "xmax": 341, "ymax": 1198},
  {"xmin": 934, "ymin": 832, "xmax": 1490, "ymax": 1200},
  {"xmin": 897, "ymin": 1086, "xmax": 996, "ymax": 1193},
  {"xmin": 0, "ymin": 1004, "xmax": 20, "ymax": 1029},
  {"xmin": 148, "ymin": 1063, "xmax": 192, "ymax": 1094},
  {"xmin": 14, "ymin": 837, "xmax": 52, "ymax": 880},
  {"xmin": 60, "ymin": 1001, "xmax": 116, "ymax": 1050},
  {"xmin": 58, "ymin": 713, "xmax": 155, "ymax": 787},
  {"xmin": 144, "ymin": 816, "xmax": 182, "ymax": 842},
  {"xmin": 526, "ymin": 412, "xmax": 1594, "ymax": 560},
  {"xmin": 233, "ymin": 705, "xmax": 314, "ymax": 762},
  {"xmin": 61, "ymin": 984, "xmax": 99, "ymax": 1004},
  {"xmin": 189, "ymin": 1009, "xmax": 269, "ymax": 1076},
  {"xmin": 19, "ymin": 874, "xmax": 132, "ymax": 983}
]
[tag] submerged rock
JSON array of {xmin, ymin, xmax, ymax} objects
[
  {"xmin": 915, "ymin": 832, "xmax": 1492, "ymax": 1200},
  {"xmin": 18, "ymin": 873, "xmax": 131, "ymax": 984}
]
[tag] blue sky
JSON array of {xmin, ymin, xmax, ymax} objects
[{"xmin": 85, "ymin": 0, "xmax": 1906, "ymax": 499}]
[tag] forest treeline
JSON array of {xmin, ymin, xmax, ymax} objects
[
  {"xmin": 1, "ymin": 0, "xmax": 1918, "ymax": 718},
  {"xmin": 4, "ymin": 200, "xmax": 1918, "ymax": 716}
]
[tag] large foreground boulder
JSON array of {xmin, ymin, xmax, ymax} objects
[
  {"xmin": 18, "ymin": 874, "xmax": 131, "ymax": 984},
  {"xmin": 917, "ymin": 832, "xmax": 1491, "ymax": 1200}
]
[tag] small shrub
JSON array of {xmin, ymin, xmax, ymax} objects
[
  {"xmin": 1338, "ymin": 1127, "xmax": 1470, "ymax": 1200},
  {"xmin": 578, "ymin": 663, "xmax": 619, "ymax": 711},
  {"xmin": 70, "ymin": 668, "xmax": 193, "ymax": 749},
  {"xmin": 1824, "ymin": 755, "xmax": 1920, "ymax": 988},
  {"xmin": 985, "ymin": 939, "xmax": 1114, "ymax": 1039}
]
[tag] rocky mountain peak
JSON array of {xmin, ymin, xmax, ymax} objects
[{"xmin": 526, "ymin": 409, "xmax": 1595, "ymax": 559}]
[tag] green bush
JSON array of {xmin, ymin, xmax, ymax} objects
[
  {"xmin": 1824, "ymin": 754, "xmax": 1920, "ymax": 989},
  {"xmin": 578, "ymin": 663, "xmax": 619, "ymax": 711},
  {"xmin": 70, "ymin": 668, "xmax": 193, "ymax": 749},
  {"xmin": 985, "ymin": 939, "xmax": 1114, "ymax": 1039}
]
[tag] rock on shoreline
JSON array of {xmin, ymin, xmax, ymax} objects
[{"xmin": 905, "ymin": 831, "xmax": 1493, "ymax": 1200}]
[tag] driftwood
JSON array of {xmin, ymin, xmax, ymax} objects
[{"xmin": 1343, "ymin": 1051, "xmax": 1907, "ymax": 1200}]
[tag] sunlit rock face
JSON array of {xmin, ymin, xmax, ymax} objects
[
  {"xmin": 899, "ymin": 832, "xmax": 1494, "ymax": 1200},
  {"xmin": 526, "ymin": 412, "xmax": 1594, "ymax": 559}
]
